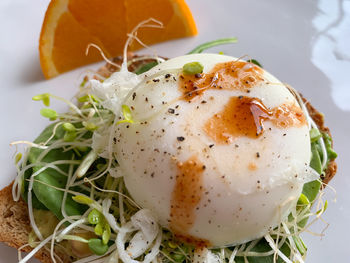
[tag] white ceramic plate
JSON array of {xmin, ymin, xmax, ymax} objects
[{"xmin": 1, "ymin": 0, "xmax": 349, "ymax": 262}]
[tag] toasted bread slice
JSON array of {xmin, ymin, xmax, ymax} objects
[
  {"xmin": 0, "ymin": 183, "xmax": 72, "ymax": 263},
  {"xmin": 0, "ymin": 57, "xmax": 337, "ymax": 263}
]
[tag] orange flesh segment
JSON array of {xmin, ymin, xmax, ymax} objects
[
  {"xmin": 67, "ymin": 0, "xmax": 127, "ymax": 55},
  {"xmin": 125, "ymin": 0, "xmax": 198, "ymax": 50},
  {"xmin": 39, "ymin": 0, "xmax": 197, "ymax": 79},
  {"xmin": 52, "ymin": 12, "xmax": 107, "ymax": 73}
]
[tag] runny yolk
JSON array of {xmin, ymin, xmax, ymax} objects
[
  {"xmin": 170, "ymin": 156, "xmax": 210, "ymax": 247},
  {"xmin": 179, "ymin": 60, "xmax": 264, "ymax": 101},
  {"xmin": 204, "ymin": 96, "xmax": 307, "ymax": 144}
]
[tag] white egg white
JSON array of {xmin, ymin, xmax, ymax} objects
[{"xmin": 114, "ymin": 54, "xmax": 315, "ymax": 247}]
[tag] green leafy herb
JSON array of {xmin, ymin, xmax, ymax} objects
[
  {"xmin": 310, "ymin": 142, "xmax": 322, "ymax": 174},
  {"xmin": 248, "ymin": 59, "xmax": 263, "ymax": 68},
  {"xmin": 234, "ymin": 239, "xmax": 291, "ymax": 263},
  {"xmin": 322, "ymin": 132, "xmax": 337, "ymax": 161},
  {"xmin": 297, "ymin": 193, "xmax": 310, "ymax": 206},
  {"xmin": 302, "ymin": 179, "xmax": 322, "ymax": 205},
  {"xmin": 188, "ymin": 37, "xmax": 238, "ymax": 54},
  {"xmin": 310, "ymin": 128, "xmax": 321, "ymax": 143},
  {"xmin": 25, "ymin": 123, "xmax": 88, "ymax": 218},
  {"xmin": 135, "ymin": 61, "xmax": 159, "ymax": 75},
  {"xmin": 63, "ymin": 131, "xmax": 77, "ymax": 142},
  {"xmin": 88, "ymin": 238, "xmax": 109, "ymax": 256},
  {"xmin": 298, "ymin": 127, "xmax": 337, "ymax": 232}
]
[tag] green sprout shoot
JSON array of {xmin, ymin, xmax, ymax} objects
[
  {"xmin": 40, "ymin": 108, "xmax": 58, "ymax": 120},
  {"xmin": 15, "ymin": 153, "xmax": 22, "ymax": 164},
  {"xmin": 83, "ymin": 121, "xmax": 98, "ymax": 131},
  {"xmin": 62, "ymin": 122, "xmax": 76, "ymax": 132},
  {"xmin": 182, "ymin": 62, "xmax": 204, "ymax": 75},
  {"xmin": 117, "ymin": 104, "xmax": 134, "ymax": 125},
  {"xmin": 32, "ymin": 93, "xmax": 50, "ymax": 106},
  {"xmin": 188, "ymin": 37, "xmax": 238, "ymax": 54},
  {"xmin": 72, "ymin": 195, "xmax": 94, "ymax": 205}
]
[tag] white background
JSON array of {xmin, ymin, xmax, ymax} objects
[{"xmin": 1, "ymin": 0, "xmax": 350, "ymax": 262}]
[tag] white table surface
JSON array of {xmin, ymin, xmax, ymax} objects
[{"xmin": 1, "ymin": 0, "xmax": 349, "ymax": 262}]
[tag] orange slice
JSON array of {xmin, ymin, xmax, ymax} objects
[{"xmin": 39, "ymin": 0, "xmax": 197, "ymax": 79}]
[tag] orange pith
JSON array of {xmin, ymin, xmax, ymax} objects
[{"xmin": 39, "ymin": 0, "xmax": 197, "ymax": 79}]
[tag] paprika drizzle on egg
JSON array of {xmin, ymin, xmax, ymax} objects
[
  {"xmin": 170, "ymin": 155, "xmax": 210, "ymax": 247},
  {"xmin": 204, "ymin": 96, "xmax": 307, "ymax": 144},
  {"xmin": 179, "ymin": 60, "xmax": 264, "ymax": 101},
  {"xmin": 179, "ymin": 60, "xmax": 307, "ymax": 143}
]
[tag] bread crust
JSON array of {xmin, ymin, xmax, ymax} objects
[
  {"xmin": 0, "ymin": 57, "xmax": 337, "ymax": 262},
  {"xmin": 303, "ymin": 97, "xmax": 337, "ymax": 185},
  {"xmin": 0, "ymin": 183, "xmax": 72, "ymax": 263}
]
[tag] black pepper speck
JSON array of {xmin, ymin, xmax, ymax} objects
[{"xmin": 177, "ymin": 136, "xmax": 185, "ymax": 142}]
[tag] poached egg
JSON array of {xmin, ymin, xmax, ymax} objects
[{"xmin": 113, "ymin": 54, "xmax": 315, "ymax": 247}]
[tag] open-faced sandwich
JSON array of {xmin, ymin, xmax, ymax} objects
[{"xmin": 0, "ymin": 34, "xmax": 337, "ymax": 263}]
